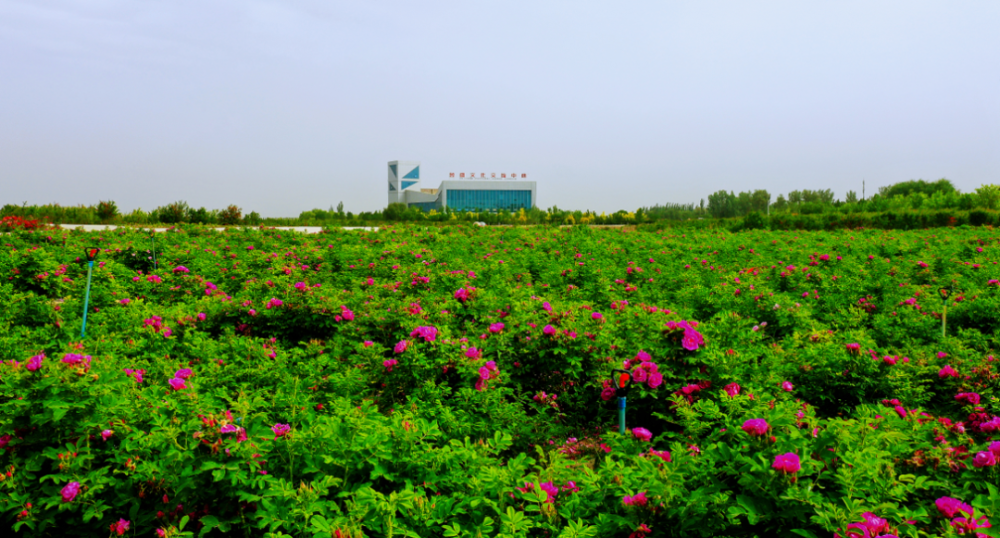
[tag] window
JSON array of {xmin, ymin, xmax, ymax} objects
[{"xmin": 446, "ymin": 190, "xmax": 532, "ymax": 212}]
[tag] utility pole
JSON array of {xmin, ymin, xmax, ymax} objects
[{"xmin": 863, "ymin": 179, "xmax": 865, "ymax": 201}]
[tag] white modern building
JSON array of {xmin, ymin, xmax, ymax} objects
[{"xmin": 388, "ymin": 161, "xmax": 537, "ymax": 212}]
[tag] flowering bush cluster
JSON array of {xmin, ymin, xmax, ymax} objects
[{"xmin": 0, "ymin": 224, "xmax": 998, "ymax": 537}]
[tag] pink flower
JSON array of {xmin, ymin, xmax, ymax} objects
[
  {"xmin": 539, "ymin": 481, "xmax": 559, "ymax": 502},
  {"xmin": 936, "ymin": 497, "xmax": 974, "ymax": 518},
  {"xmin": 632, "ymin": 427, "xmax": 652, "ymax": 442},
  {"xmin": 939, "ymin": 365, "xmax": 959, "ymax": 378},
  {"xmin": 592, "ymin": 312, "xmax": 603, "ymax": 321},
  {"xmin": 454, "ymin": 288, "xmax": 470, "ymax": 302},
  {"xmin": 341, "ymin": 306, "xmax": 354, "ymax": 321},
  {"xmin": 781, "ymin": 381, "xmax": 794, "ymax": 392},
  {"xmin": 724, "ymin": 383, "xmax": 740, "ymax": 397},
  {"xmin": 394, "ymin": 340, "xmax": 408, "ymax": 354},
  {"xmin": 248, "ymin": 309, "xmax": 256, "ymax": 317},
  {"xmin": 220, "ymin": 424, "xmax": 238, "ymax": 433},
  {"xmin": 26, "ymin": 353, "xmax": 44, "ymax": 372},
  {"xmin": 197, "ymin": 312, "xmax": 206, "ymax": 321},
  {"xmin": 61, "ymin": 481, "xmax": 80, "ymax": 502},
  {"xmin": 272, "ymin": 423, "xmax": 291, "ymax": 438},
  {"xmin": 465, "ymin": 347, "xmax": 482, "ymax": 360},
  {"xmin": 600, "ymin": 387, "xmax": 616, "ymax": 401},
  {"xmin": 647, "ymin": 371, "xmax": 663, "ymax": 388},
  {"xmin": 174, "ymin": 368, "xmax": 193, "ymax": 379},
  {"xmin": 383, "ymin": 358, "xmax": 398, "ymax": 372},
  {"xmin": 120, "ymin": 298, "xmax": 131, "ymax": 305},
  {"xmin": 956, "ymin": 392, "xmax": 981, "ymax": 405},
  {"xmin": 648, "ymin": 448, "xmax": 671, "ymax": 462},
  {"xmin": 623, "ymin": 491, "xmax": 648, "ymax": 506},
  {"xmin": 937, "ymin": 351, "xmax": 947, "ymax": 358},
  {"xmin": 632, "ymin": 367, "xmax": 648, "ymax": 383},
  {"xmin": 894, "ymin": 405, "xmax": 907, "ymax": 419},
  {"xmin": 772, "ymin": 453, "xmax": 801, "ymax": 474},
  {"xmin": 742, "ymin": 419, "xmax": 769, "ymax": 436},
  {"xmin": 173, "ymin": 265, "xmax": 189, "ymax": 273},
  {"xmin": 266, "ymin": 298, "xmax": 283, "ymax": 309},
  {"xmin": 168, "ymin": 378, "xmax": 186, "ymax": 391},
  {"xmin": 990, "ymin": 441, "xmax": 1000, "ymax": 457},
  {"xmin": 110, "ymin": 519, "xmax": 130, "ymax": 536},
  {"xmin": 489, "ymin": 323, "xmax": 504, "ymax": 333},
  {"xmin": 409, "ymin": 326, "xmax": 438, "ymax": 342},
  {"xmin": 973, "ymin": 450, "xmax": 997, "ymax": 468},
  {"xmin": 0, "ymin": 434, "xmax": 11, "ymax": 448},
  {"xmin": 635, "ymin": 350, "xmax": 651, "ymax": 362},
  {"xmin": 101, "ymin": 429, "xmax": 113, "ymax": 441},
  {"xmin": 542, "ymin": 324, "xmax": 556, "ymax": 336}
]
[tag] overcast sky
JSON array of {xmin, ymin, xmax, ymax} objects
[{"xmin": 2, "ymin": 1, "xmax": 998, "ymax": 216}]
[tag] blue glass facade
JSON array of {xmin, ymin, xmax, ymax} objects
[
  {"xmin": 401, "ymin": 181, "xmax": 417, "ymax": 190},
  {"xmin": 446, "ymin": 190, "xmax": 532, "ymax": 212},
  {"xmin": 403, "ymin": 166, "xmax": 420, "ymax": 179}
]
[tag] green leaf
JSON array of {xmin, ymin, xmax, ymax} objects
[{"xmin": 179, "ymin": 515, "xmax": 190, "ymax": 531}]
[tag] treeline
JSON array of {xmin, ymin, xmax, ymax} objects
[
  {"xmin": 642, "ymin": 208, "xmax": 1000, "ymax": 232},
  {"xmin": 691, "ymin": 179, "xmax": 1000, "ymax": 219}
]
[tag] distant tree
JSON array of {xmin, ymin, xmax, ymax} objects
[
  {"xmin": 845, "ymin": 190, "xmax": 858, "ymax": 203},
  {"xmin": 879, "ymin": 179, "xmax": 956, "ymax": 198},
  {"xmin": 787, "ymin": 191, "xmax": 803, "ymax": 205},
  {"xmin": 749, "ymin": 190, "xmax": 771, "ymax": 213},
  {"xmin": 96, "ymin": 200, "xmax": 118, "ymax": 222},
  {"xmin": 337, "ymin": 201, "xmax": 344, "ymax": 215},
  {"xmin": 773, "ymin": 194, "xmax": 787, "ymax": 211},
  {"xmin": 219, "ymin": 205, "xmax": 242, "ymax": 225},
  {"xmin": 975, "ymin": 184, "xmax": 1000, "ymax": 210},
  {"xmin": 707, "ymin": 190, "xmax": 736, "ymax": 218}
]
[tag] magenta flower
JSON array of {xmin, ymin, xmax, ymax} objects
[
  {"xmin": 632, "ymin": 427, "xmax": 652, "ymax": 442},
  {"xmin": 168, "ymin": 378, "xmax": 186, "ymax": 391},
  {"xmin": 939, "ymin": 365, "xmax": 959, "ymax": 378},
  {"xmin": 990, "ymin": 441, "xmax": 1000, "ymax": 457},
  {"xmin": 635, "ymin": 350, "xmax": 651, "ymax": 362},
  {"xmin": 220, "ymin": 424, "xmax": 238, "ymax": 433},
  {"xmin": 175, "ymin": 368, "xmax": 193, "ymax": 379},
  {"xmin": 973, "ymin": 450, "xmax": 997, "ymax": 468},
  {"xmin": 409, "ymin": 326, "xmax": 438, "ymax": 342},
  {"xmin": 120, "ymin": 298, "xmax": 131, "ymax": 305},
  {"xmin": 539, "ymin": 481, "xmax": 559, "ymax": 502},
  {"xmin": 341, "ymin": 306, "xmax": 355, "ymax": 321},
  {"xmin": 600, "ymin": 387, "xmax": 616, "ymax": 401},
  {"xmin": 101, "ymin": 429, "xmax": 113, "ymax": 441},
  {"xmin": 894, "ymin": 405, "xmax": 907, "ymax": 419},
  {"xmin": 648, "ymin": 448, "xmax": 671, "ymax": 462},
  {"xmin": 266, "ymin": 298, "xmax": 283, "ymax": 309},
  {"xmin": 632, "ymin": 367, "xmax": 648, "ymax": 383},
  {"xmin": 383, "ymin": 358, "xmax": 398, "ymax": 372},
  {"xmin": 465, "ymin": 347, "xmax": 482, "ymax": 360},
  {"xmin": 173, "ymin": 266, "xmax": 190, "ymax": 273},
  {"xmin": 742, "ymin": 419, "xmax": 769, "ymax": 436},
  {"xmin": 272, "ymin": 423, "xmax": 291, "ymax": 438},
  {"xmin": 936, "ymin": 497, "xmax": 974, "ymax": 518},
  {"xmin": 61, "ymin": 481, "xmax": 80, "ymax": 502},
  {"xmin": 724, "ymin": 383, "xmax": 741, "ymax": 397},
  {"xmin": 772, "ymin": 453, "xmax": 801, "ymax": 474},
  {"xmin": 110, "ymin": 519, "xmax": 130, "ymax": 536},
  {"xmin": 781, "ymin": 381, "xmax": 794, "ymax": 392},
  {"xmin": 647, "ymin": 371, "xmax": 663, "ymax": 388},
  {"xmin": 937, "ymin": 351, "xmax": 947, "ymax": 358},
  {"xmin": 197, "ymin": 312, "xmax": 206, "ymax": 321},
  {"xmin": 622, "ymin": 491, "xmax": 648, "ymax": 506},
  {"xmin": 26, "ymin": 353, "xmax": 44, "ymax": 372},
  {"xmin": 0, "ymin": 434, "xmax": 11, "ymax": 448},
  {"xmin": 394, "ymin": 340, "xmax": 408, "ymax": 354},
  {"xmin": 542, "ymin": 301, "xmax": 552, "ymax": 312},
  {"xmin": 488, "ymin": 323, "xmax": 504, "ymax": 333},
  {"xmin": 592, "ymin": 312, "xmax": 603, "ymax": 321},
  {"xmin": 363, "ymin": 340, "xmax": 374, "ymax": 347},
  {"xmin": 956, "ymin": 392, "xmax": 981, "ymax": 405},
  {"xmin": 543, "ymin": 324, "xmax": 556, "ymax": 336},
  {"xmin": 454, "ymin": 288, "xmax": 470, "ymax": 302}
]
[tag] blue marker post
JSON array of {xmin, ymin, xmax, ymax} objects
[
  {"xmin": 81, "ymin": 247, "xmax": 99, "ymax": 338},
  {"xmin": 611, "ymin": 369, "xmax": 633, "ymax": 435}
]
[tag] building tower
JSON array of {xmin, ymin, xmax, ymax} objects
[{"xmin": 387, "ymin": 161, "xmax": 421, "ymax": 206}]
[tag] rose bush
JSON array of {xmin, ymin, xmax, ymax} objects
[{"xmin": 0, "ymin": 224, "xmax": 998, "ymax": 537}]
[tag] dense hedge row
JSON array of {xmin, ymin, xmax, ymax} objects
[{"xmin": 1, "ymin": 225, "xmax": 998, "ymax": 537}]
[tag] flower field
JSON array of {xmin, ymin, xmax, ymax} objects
[{"xmin": 1, "ymin": 224, "xmax": 998, "ymax": 538}]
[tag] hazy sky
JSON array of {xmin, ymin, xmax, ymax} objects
[{"xmin": 2, "ymin": 1, "xmax": 998, "ymax": 216}]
